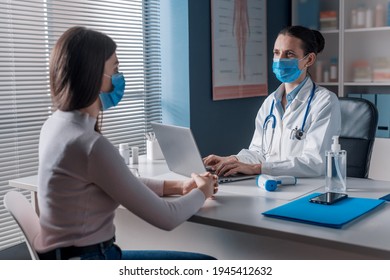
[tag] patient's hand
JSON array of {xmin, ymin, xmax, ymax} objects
[{"xmin": 191, "ymin": 172, "xmax": 218, "ymax": 198}]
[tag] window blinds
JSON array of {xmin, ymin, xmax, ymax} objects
[{"xmin": 0, "ymin": 0, "xmax": 162, "ymax": 251}]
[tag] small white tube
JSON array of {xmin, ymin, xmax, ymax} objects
[
  {"xmin": 131, "ymin": 146, "xmax": 139, "ymax": 164},
  {"xmin": 119, "ymin": 143, "xmax": 129, "ymax": 165}
]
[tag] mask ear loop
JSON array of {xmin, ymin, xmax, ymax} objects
[{"xmin": 302, "ymin": 52, "xmax": 316, "ymax": 72}]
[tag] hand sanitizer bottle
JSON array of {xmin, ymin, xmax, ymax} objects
[{"xmin": 325, "ymin": 136, "xmax": 347, "ymax": 193}]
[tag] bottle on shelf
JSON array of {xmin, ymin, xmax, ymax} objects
[
  {"xmin": 351, "ymin": 9, "xmax": 357, "ymax": 28},
  {"xmin": 323, "ymin": 70, "xmax": 329, "ymax": 83},
  {"xmin": 315, "ymin": 60, "xmax": 323, "ymax": 83},
  {"xmin": 356, "ymin": 5, "xmax": 366, "ymax": 28},
  {"xmin": 365, "ymin": 7, "xmax": 373, "ymax": 28},
  {"xmin": 375, "ymin": 3, "xmax": 385, "ymax": 27},
  {"xmin": 329, "ymin": 57, "xmax": 338, "ymax": 82}
]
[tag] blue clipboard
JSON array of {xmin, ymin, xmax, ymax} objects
[{"xmin": 262, "ymin": 193, "xmax": 385, "ymax": 228}]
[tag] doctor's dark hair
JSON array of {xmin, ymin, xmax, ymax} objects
[
  {"xmin": 49, "ymin": 26, "xmax": 117, "ymax": 111},
  {"xmin": 279, "ymin": 25, "xmax": 325, "ymax": 55}
]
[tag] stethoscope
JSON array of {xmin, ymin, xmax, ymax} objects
[{"xmin": 261, "ymin": 82, "xmax": 316, "ymax": 157}]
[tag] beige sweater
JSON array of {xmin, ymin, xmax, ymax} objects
[{"xmin": 35, "ymin": 110, "xmax": 205, "ymax": 253}]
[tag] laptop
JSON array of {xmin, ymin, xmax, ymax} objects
[{"xmin": 151, "ymin": 122, "xmax": 256, "ymax": 184}]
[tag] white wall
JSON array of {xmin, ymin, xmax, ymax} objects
[{"xmin": 369, "ymin": 138, "xmax": 390, "ymax": 181}]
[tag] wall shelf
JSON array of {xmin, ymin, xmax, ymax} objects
[
  {"xmin": 293, "ymin": 0, "xmax": 390, "ymax": 138},
  {"xmin": 344, "ymin": 82, "xmax": 390, "ymax": 86},
  {"xmin": 345, "ymin": 26, "xmax": 390, "ymax": 33}
]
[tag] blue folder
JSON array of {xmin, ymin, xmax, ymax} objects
[{"xmin": 262, "ymin": 193, "xmax": 385, "ymax": 229}]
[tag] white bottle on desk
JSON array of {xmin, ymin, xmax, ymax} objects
[
  {"xmin": 325, "ymin": 136, "xmax": 347, "ymax": 193},
  {"xmin": 131, "ymin": 146, "xmax": 139, "ymax": 164},
  {"xmin": 119, "ymin": 143, "xmax": 129, "ymax": 165}
]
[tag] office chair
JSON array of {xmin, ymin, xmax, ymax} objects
[
  {"xmin": 3, "ymin": 191, "xmax": 40, "ymax": 260},
  {"xmin": 339, "ymin": 97, "xmax": 378, "ymax": 178}
]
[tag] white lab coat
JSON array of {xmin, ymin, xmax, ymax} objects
[{"xmin": 236, "ymin": 77, "xmax": 341, "ymax": 177}]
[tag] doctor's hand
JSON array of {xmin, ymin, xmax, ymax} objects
[
  {"xmin": 191, "ymin": 172, "xmax": 218, "ymax": 199},
  {"xmin": 215, "ymin": 161, "xmax": 262, "ymax": 177},
  {"xmin": 203, "ymin": 154, "xmax": 238, "ymax": 168}
]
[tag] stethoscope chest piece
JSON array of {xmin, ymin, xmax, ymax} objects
[{"xmin": 290, "ymin": 126, "xmax": 305, "ymax": 140}]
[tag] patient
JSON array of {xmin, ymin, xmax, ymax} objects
[{"xmin": 35, "ymin": 26, "xmax": 218, "ymax": 260}]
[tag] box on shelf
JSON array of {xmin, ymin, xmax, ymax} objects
[
  {"xmin": 295, "ymin": 0, "xmax": 319, "ymax": 29},
  {"xmin": 372, "ymin": 57, "xmax": 390, "ymax": 82},
  {"xmin": 320, "ymin": 11, "xmax": 337, "ymax": 30},
  {"xmin": 352, "ymin": 60, "xmax": 371, "ymax": 82}
]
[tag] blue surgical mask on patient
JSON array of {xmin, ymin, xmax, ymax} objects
[
  {"xmin": 272, "ymin": 56, "xmax": 306, "ymax": 83},
  {"xmin": 99, "ymin": 72, "xmax": 125, "ymax": 111}
]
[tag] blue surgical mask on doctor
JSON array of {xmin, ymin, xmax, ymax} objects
[
  {"xmin": 99, "ymin": 72, "xmax": 125, "ymax": 111},
  {"xmin": 272, "ymin": 56, "xmax": 307, "ymax": 83}
]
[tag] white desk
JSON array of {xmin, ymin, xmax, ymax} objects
[{"xmin": 8, "ymin": 156, "xmax": 390, "ymax": 259}]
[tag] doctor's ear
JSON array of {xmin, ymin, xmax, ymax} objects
[{"xmin": 304, "ymin": 53, "xmax": 316, "ymax": 68}]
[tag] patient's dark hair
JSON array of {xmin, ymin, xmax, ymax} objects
[
  {"xmin": 279, "ymin": 25, "xmax": 325, "ymax": 55},
  {"xmin": 49, "ymin": 26, "xmax": 117, "ymax": 111}
]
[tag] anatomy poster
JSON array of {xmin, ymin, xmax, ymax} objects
[{"xmin": 211, "ymin": 0, "xmax": 267, "ymax": 100}]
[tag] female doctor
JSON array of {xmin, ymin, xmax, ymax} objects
[{"xmin": 204, "ymin": 25, "xmax": 341, "ymax": 178}]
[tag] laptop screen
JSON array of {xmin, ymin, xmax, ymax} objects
[{"xmin": 151, "ymin": 123, "xmax": 207, "ymax": 177}]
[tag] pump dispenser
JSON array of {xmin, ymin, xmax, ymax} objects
[{"xmin": 325, "ymin": 136, "xmax": 347, "ymax": 193}]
